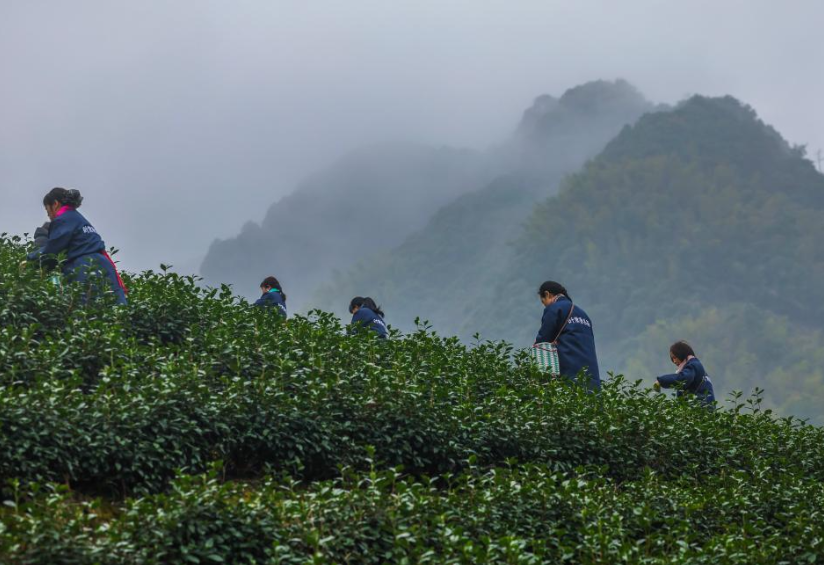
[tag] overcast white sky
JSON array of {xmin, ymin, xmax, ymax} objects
[{"xmin": 1, "ymin": 0, "xmax": 822, "ymax": 272}]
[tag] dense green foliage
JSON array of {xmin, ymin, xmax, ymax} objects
[
  {"xmin": 4, "ymin": 465, "xmax": 823, "ymax": 564},
  {"xmin": 1, "ymin": 234, "xmax": 823, "ymax": 562}
]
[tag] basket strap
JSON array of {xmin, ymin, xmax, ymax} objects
[{"xmin": 552, "ymin": 301, "xmax": 576, "ymax": 344}]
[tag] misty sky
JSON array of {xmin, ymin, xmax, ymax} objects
[{"xmin": 1, "ymin": 0, "xmax": 822, "ymax": 273}]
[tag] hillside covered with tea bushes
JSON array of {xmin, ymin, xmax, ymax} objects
[{"xmin": 1, "ymin": 235, "xmax": 823, "ymax": 563}]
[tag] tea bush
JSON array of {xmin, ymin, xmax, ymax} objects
[
  {"xmin": 2, "ymin": 465, "xmax": 822, "ymax": 564},
  {"xmin": 1, "ymin": 234, "xmax": 823, "ymax": 562}
]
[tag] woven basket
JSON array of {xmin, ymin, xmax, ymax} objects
[{"xmin": 531, "ymin": 342, "xmax": 560, "ymax": 376}]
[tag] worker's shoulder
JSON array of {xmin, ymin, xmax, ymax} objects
[
  {"xmin": 54, "ymin": 209, "xmax": 87, "ymax": 226},
  {"xmin": 685, "ymin": 357, "xmax": 706, "ymax": 373}
]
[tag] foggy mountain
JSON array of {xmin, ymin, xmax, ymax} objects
[
  {"xmin": 205, "ymin": 80, "xmax": 654, "ymax": 309},
  {"xmin": 503, "ymin": 79, "xmax": 661, "ymax": 176},
  {"xmin": 316, "ymin": 80, "xmax": 655, "ymax": 329},
  {"xmin": 3, "ymin": 1, "xmax": 823, "ymax": 278},
  {"xmin": 200, "ymin": 143, "xmax": 493, "ymax": 306}
]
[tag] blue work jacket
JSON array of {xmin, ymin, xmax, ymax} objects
[
  {"xmin": 351, "ymin": 307, "xmax": 388, "ymax": 338},
  {"xmin": 254, "ymin": 289, "xmax": 287, "ymax": 317},
  {"xmin": 27, "ymin": 208, "xmax": 126, "ymax": 305},
  {"xmin": 658, "ymin": 357, "xmax": 716, "ymax": 405},
  {"xmin": 535, "ymin": 295, "xmax": 600, "ymax": 389}
]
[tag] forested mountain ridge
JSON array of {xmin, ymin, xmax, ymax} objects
[
  {"xmin": 317, "ymin": 80, "xmax": 655, "ymax": 325},
  {"xmin": 470, "ymin": 95, "xmax": 824, "ymax": 422},
  {"xmin": 499, "ymin": 95, "xmax": 824, "ymax": 339}
]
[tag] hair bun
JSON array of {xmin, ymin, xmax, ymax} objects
[{"xmin": 66, "ymin": 189, "xmax": 84, "ymax": 208}]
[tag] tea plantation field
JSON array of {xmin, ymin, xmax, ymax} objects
[{"xmin": 1, "ymin": 234, "xmax": 822, "ymax": 564}]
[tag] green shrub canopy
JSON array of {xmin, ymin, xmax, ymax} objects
[{"xmin": 1, "ymin": 234, "xmax": 822, "ymax": 563}]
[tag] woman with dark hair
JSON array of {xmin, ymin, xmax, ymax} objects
[
  {"xmin": 26, "ymin": 187, "xmax": 127, "ymax": 305},
  {"xmin": 534, "ymin": 281, "xmax": 600, "ymax": 389},
  {"xmin": 655, "ymin": 341, "xmax": 716, "ymax": 406},
  {"xmin": 348, "ymin": 296, "xmax": 387, "ymax": 338},
  {"xmin": 254, "ymin": 276, "xmax": 287, "ymax": 317}
]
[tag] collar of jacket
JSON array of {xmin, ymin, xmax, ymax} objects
[{"xmin": 55, "ymin": 205, "xmax": 74, "ymax": 218}]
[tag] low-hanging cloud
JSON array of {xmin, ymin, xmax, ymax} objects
[{"xmin": 1, "ymin": 0, "xmax": 822, "ymax": 273}]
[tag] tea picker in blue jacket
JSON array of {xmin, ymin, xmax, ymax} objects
[
  {"xmin": 655, "ymin": 341, "xmax": 716, "ymax": 406},
  {"xmin": 25, "ymin": 187, "xmax": 128, "ymax": 305},
  {"xmin": 349, "ymin": 297, "xmax": 388, "ymax": 338},
  {"xmin": 535, "ymin": 281, "xmax": 601, "ymax": 390},
  {"xmin": 254, "ymin": 276, "xmax": 287, "ymax": 317}
]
